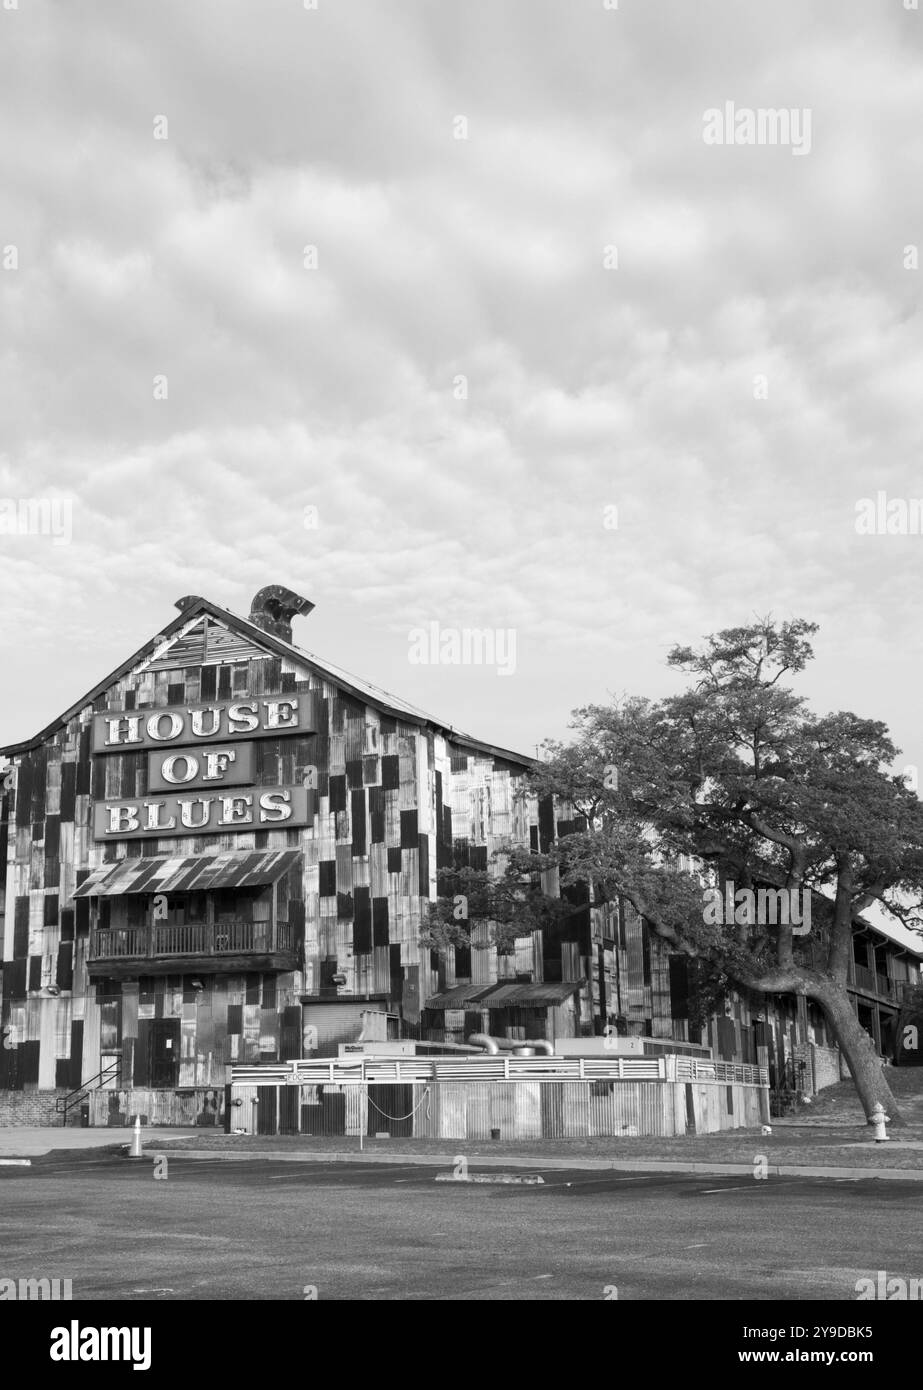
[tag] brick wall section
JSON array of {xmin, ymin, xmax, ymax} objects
[
  {"xmin": 0, "ymin": 1087, "xmax": 210, "ymax": 1128},
  {"xmin": 0, "ymin": 1089, "xmax": 70, "ymax": 1126},
  {"xmin": 811, "ymin": 1043, "xmax": 845, "ymax": 1092}
]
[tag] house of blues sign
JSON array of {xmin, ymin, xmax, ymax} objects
[{"xmin": 91, "ymin": 698, "xmax": 314, "ymax": 841}]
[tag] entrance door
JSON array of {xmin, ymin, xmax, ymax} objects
[
  {"xmin": 149, "ymin": 1020, "xmax": 181, "ymax": 1088},
  {"xmin": 257, "ymin": 1086, "xmax": 278, "ymax": 1135}
]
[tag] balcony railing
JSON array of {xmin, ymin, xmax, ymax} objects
[
  {"xmin": 89, "ymin": 919, "xmax": 294, "ymax": 962},
  {"xmin": 847, "ymin": 960, "xmax": 918, "ymax": 1005}
]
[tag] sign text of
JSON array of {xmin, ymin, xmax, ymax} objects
[{"xmin": 147, "ymin": 743, "xmax": 255, "ymax": 793}]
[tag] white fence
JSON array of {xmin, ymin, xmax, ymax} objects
[{"xmin": 230, "ymin": 1055, "xmax": 768, "ymax": 1088}]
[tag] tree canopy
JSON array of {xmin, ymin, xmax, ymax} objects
[{"xmin": 427, "ymin": 617, "xmax": 923, "ymax": 1120}]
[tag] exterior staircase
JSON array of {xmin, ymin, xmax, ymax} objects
[{"xmin": 54, "ymin": 1059, "xmax": 121, "ymax": 1126}]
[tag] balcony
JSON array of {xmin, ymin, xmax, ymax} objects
[
  {"xmin": 847, "ymin": 960, "xmax": 918, "ymax": 1007},
  {"xmin": 87, "ymin": 918, "xmax": 298, "ymax": 979}
]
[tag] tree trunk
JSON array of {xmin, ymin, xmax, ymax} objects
[
  {"xmin": 731, "ymin": 964, "xmax": 905, "ymax": 1127},
  {"xmin": 633, "ymin": 915, "xmax": 906, "ymax": 1128},
  {"xmin": 812, "ymin": 982, "xmax": 904, "ymax": 1127}
]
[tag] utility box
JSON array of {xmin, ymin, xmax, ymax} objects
[
  {"xmin": 553, "ymin": 1037, "xmax": 646, "ymax": 1057},
  {"xmin": 338, "ymin": 1041, "xmax": 417, "ymax": 1058}
]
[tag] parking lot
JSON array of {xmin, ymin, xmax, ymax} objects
[{"xmin": 1, "ymin": 1150, "xmax": 920, "ymax": 1300}]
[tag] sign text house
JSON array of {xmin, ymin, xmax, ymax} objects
[
  {"xmin": 92, "ymin": 698, "xmax": 314, "ymax": 753},
  {"xmin": 91, "ymin": 696, "xmax": 318, "ymax": 841}
]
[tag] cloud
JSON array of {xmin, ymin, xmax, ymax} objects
[{"xmin": 0, "ymin": 0, "xmax": 921, "ymax": 774}]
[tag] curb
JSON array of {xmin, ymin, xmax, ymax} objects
[
  {"xmin": 140, "ymin": 1147, "xmax": 923, "ymax": 1182},
  {"xmin": 435, "ymin": 1172, "xmax": 545, "ymax": 1184},
  {"xmin": 0, "ymin": 1135, "xmax": 189, "ymax": 1161}
]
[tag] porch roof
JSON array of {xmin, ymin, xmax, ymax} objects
[
  {"xmin": 423, "ymin": 979, "xmax": 585, "ymax": 1010},
  {"xmin": 478, "ymin": 980, "xmax": 586, "ymax": 1007},
  {"xmin": 73, "ymin": 848, "xmax": 303, "ymax": 897}
]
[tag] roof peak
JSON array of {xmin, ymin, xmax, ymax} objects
[
  {"xmin": 0, "ymin": 591, "xmax": 534, "ymax": 768},
  {"xmin": 176, "ymin": 586, "xmax": 315, "ymax": 646}
]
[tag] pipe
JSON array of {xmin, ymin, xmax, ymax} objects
[{"xmin": 468, "ymin": 1034, "xmax": 554, "ymax": 1056}]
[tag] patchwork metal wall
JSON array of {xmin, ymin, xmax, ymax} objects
[
  {"xmin": 225, "ymin": 1077, "xmax": 766, "ymax": 1140},
  {"xmin": 0, "ymin": 611, "xmax": 547, "ymax": 1108}
]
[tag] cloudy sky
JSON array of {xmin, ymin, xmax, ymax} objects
[{"xmin": 1, "ymin": 0, "xmax": 922, "ymax": 781}]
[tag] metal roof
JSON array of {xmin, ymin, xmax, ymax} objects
[
  {"xmin": 73, "ymin": 849, "xmax": 303, "ymax": 897},
  {"xmin": 423, "ymin": 979, "xmax": 586, "ymax": 1010},
  {"xmin": 0, "ymin": 595, "xmax": 534, "ymax": 767},
  {"xmin": 423, "ymin": 984, "xmax": 494, "ymax": 1010},
  {"xmin": 477, "ymin": 980, "xmax": 586, "ymax": 1007}
]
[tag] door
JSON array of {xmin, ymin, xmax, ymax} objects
[
  {"xmin": 257, "ymin": 1086, "xmax": 278, "ymax": 1135},
  {"xmin": 149, "ymin": 1019, "xmax": 181, "ymax": 1088},
  {"xmin": 366, "ymin": 1084, "xmax": 414, "ymax": 1138}
]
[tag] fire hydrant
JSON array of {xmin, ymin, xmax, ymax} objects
[{"xmin": 870, "ymin": 1103, "xmax": 890, "ymax": 1143}]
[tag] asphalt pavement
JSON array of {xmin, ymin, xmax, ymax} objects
[{"xmin": 1, "ymin": 1150, "xmax": 920, "ymax": 1300}]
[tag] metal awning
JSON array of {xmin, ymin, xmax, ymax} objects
[
  {"xmin": 477, "ymin": 980, "xmax": 586, "ymax": 1007},
  {"xmin": 423, "ymin": 979, "xmax": 586, "ymax": 1010},
  {"xmin": 73, "ymin": 849, "xmax": 303, "ymax": 897},
  {"xmin": 423, "ymin": 984, "xmax": 494, "ymax": 1010}
]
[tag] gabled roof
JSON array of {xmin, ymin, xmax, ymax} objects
[
  {"xmin": 851, "ymin": 898, "xmax": 923, "ymax": 960},
  {"xmin": 687, "ymin": 865, "xmax": 923, "ymax": 964},
  {"xmin": 0, "ymin": 594, "xmax": 533, "ymax": 769}
]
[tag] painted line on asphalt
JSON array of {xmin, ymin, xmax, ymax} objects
[
  {"xmin": 266, "ymin": 1174, "xmax": 356, "ymax": 1183},
  {"xmin": 268, "ymin": 1163, "xmax": 430, "ymax": 1182},
  {"xmin": 435, "ymin": 1174, "xmax": 545, "ymax": 1185},
  {"xmin": 548, "ymin": 1176, "xmax": 659, "ymax": 1190},
  {"xmin": 145, "ymin": 1157, "xmax": 250, "ymax": 1169},
  {"xmin": 701, "ymin": 1185, "xmax": 763, "ymax": 1194}
]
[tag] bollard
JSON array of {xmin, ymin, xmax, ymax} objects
[
  {"xmin": 870, "ymin": 1103, "xmax": 889, "ymax": 1143},
  {"xmin": 127, "ymin": 1115, "xmax": 143, "ymax": 1159}
]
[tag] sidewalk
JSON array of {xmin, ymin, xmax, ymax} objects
[
  {"xmin": 145, "ymin": 1146, "xmax": 923, "ymax": 1182},
  {"xmin": 0, "ymin": 1126, "xmax": 189, "ymax": 1157},
  {"xmin": 133, "ymin": 1122, "xmax": 923, "ymax": 1182},
  {"xmin": 5, "ymin": 1121, "xmax": 923, "ymax": 1181}
]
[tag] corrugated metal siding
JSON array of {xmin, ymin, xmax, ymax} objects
[
  {"xmin": 301, "ymin": 1002, "xmax": 369, "ymax": 1056},
  {"xmin": 224, "ymin": 1074, "xmax": 764, "ymax": 1138},
  {"xmin": 437, "ymin": 1082, "xmax": 467, "ymax": 1139},
  {"xmin": 88, "ymin": 1086, "xmax": 228, "ymax": 1129},
  {"xmin": 541, "ymin": 1084, "xmax": 565, "ymax": 1138},
  {"xmin": 490, "ymin": 1085, "xmax": 516, "ymax": 1140},
  {"xmin": 513, "ymin": 1081, "xmax": 542, "ymax": 1138},
  {"xmin": 466, "ymin": 1083, "xmax": 492, "ymax": 1140}
]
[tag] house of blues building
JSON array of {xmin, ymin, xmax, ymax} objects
[{"xmin": 1, "ymin": 586, "xmax": 920, "ymax": 1127}]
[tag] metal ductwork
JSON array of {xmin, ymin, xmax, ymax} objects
[
  {"xmin": 247, "ymin": 585, "xmax": 315, "ymax": 643},
  {"xmin": 468, "ymin": 1033, "xmax": 554, "ymax": 1056}
]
